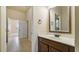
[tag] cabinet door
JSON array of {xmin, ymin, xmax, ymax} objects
[
  {"xmin": 49, "ymin": 46, "xmax": 60, "ymax": 52},
  {"xmin": 38, "ymin": 42, "xmax": 49, "ymax": 52},
  {"xmin": 69, "ymin": 46, "xmax": 75, "ymax": 52}
]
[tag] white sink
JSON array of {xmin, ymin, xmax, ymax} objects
[
  {"xmin": 45, "ymin": 34, "xmax": 60, "ymax": 38},
  {"xmin": 46, "ymin": 35, "xmax": 55, "ymax": 37}
]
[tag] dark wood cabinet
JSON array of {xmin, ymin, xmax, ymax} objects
[
  {"xmin": 38, "ymin": 37, "xmax": 75, "ymax": 52},
  {"xmin": 49, "ymin": 46, "xmax": 60, "ymax": 52},
  {"xmin": 38, "ymin": 42, "xmax": 49, "ymax": 52}
]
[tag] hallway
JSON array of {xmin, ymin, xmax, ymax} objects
[
  {"xmin": 7, "ymin": 34, "xmax": 31, "ymax": 52},
  {"xmin": 7, "ymin": 6, "xmax": 32, "ymax": 52}
]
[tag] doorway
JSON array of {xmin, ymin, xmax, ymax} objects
[
  {"xmin": 7, "ymin": 18, "xmax": 20, "ymax": 52},
  {"xmin": 7, "ymin": 6, "xmax": 32, "ymax": 52}
]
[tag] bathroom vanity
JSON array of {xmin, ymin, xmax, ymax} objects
[
  {"xmin": 38, "ymin": 6, "xmax": 75, "ymax": 52},
  {"xmin": 38, "ymin": 35, "xmax": 75, "ymax": 52}
]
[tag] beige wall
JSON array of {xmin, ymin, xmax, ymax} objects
[
  {"xmin": 0, "ymin": 6, "xmax": 1, "ymax": 51},
  {"xmin": 32, "ymin": 7, "xmax": 48, "ymax": 51},
  {"xmin": 33, "ymin": 7, "xmax": 48, "ymax": 35},
  {"xmin": 0, "ymin": 7, "xmax": 7, "ymax": 52},
  {"xmin": 75, "ymin": 6, "xmax": 79, "ymax": 51},
  {"xmin": 7, "ymin": 8, "xmax": 26, "ymax": 21}
]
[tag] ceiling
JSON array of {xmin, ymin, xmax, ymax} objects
[{"xmin": 7, "ymin": 6, "xmax": 31, "ymax": 13}]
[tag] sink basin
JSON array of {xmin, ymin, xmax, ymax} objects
[
  {"xmin": 45, "ymin": 35, "xmax": 54, "ymax": 37},
  {"xmin": 46, "ymin": 34, "xmax": 60, "ymax": 38}
]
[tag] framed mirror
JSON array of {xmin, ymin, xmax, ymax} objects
[{"xmin": 49, "ymin": 6, "xmax": 71, "ymax": 33}]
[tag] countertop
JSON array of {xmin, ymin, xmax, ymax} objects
[{"xmin": 38, "ymin": 34, "xmax": 75, "ymax": 47}]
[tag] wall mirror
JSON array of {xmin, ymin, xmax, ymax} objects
[{"xmin": 49, "ymin": 6, "xmax": 71, "ymax": 33}]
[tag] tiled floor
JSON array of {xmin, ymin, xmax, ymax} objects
[{"xmin": 7, "ymin": 34, "xmax": 31, "ymax": 52}]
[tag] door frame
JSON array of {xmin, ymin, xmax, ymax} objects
[{"xmin": 1, "ymin": 6, "xmax": 7, "ymax": 52}]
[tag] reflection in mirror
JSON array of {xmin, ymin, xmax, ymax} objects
[{"xmin": 49, "ymin": 6, "xmax": 71, "ymax": 33}]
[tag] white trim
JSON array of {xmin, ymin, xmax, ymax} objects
[{"xmin": 1, "ymin": 6, "xmax": 7, "ymax": 52}]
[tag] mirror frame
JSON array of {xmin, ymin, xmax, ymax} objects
[{"xmin": 49, "ymin": 6, "xmax": 71, "ymax": 33}]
